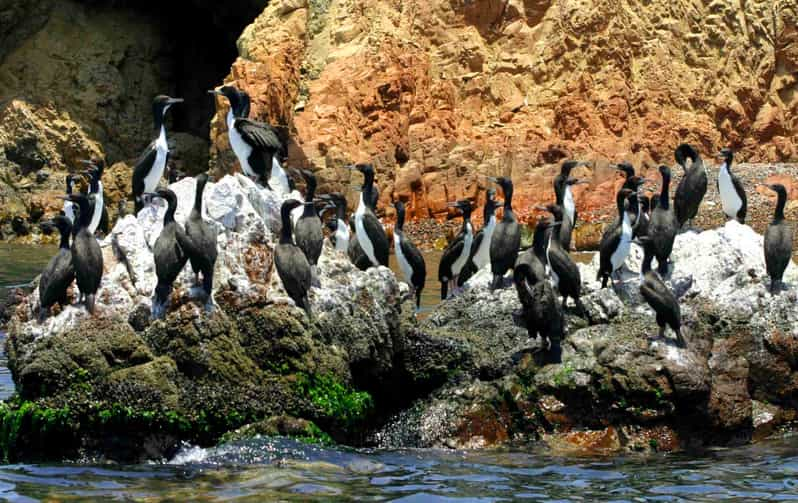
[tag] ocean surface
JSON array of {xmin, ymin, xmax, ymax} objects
[{"xmin": 1, "ymin": 244, "xmax": 798, "ymax": 502}]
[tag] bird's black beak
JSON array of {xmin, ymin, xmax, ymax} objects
[
  {"xmin": 546, "ymin": 222, "xmax": 562, "ymax": 229},
  {"xmin": 487, "ymin": 176, "xmax": 498, "ymax": 183},
  {"xmin": 534, "ymin": 205, "xmax": 548, "ymax": 212},
  {"xmin": 208, "ymin": 89, "xmax": 222, "ymax": 95},
  {"xmin": 167, "ymin": 98, "xmax": 184, "ymax": 105},
  {"xmin": 576, "ymin": 160, "xmax": 591, "ymax": 167},
  {"xmin": 143, "ymin": 192, "xmax": 160, "ymax": 199}
]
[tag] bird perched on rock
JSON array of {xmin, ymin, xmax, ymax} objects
[
  {"xmin": 392, "ymin": 201, "xmax": 426, "ymax": 310},
  {"xmin": 674, "ymin": 143, "xmax": 707, "ymax": 229},
  {"xmin": 38, "ymin": 215, "xmax": 75, "ymax": 322},
  {"xmin": 716, "ymin": 148, "xmax": 747, "ymax": 224},
  {"xmin": 649, "ymin": 165, "xmax": 678, "ymax": 275},
  {"xmin": 597, "ymin": 188, "xmax": 636, "ymax": 288},
  {"xmin": 275, "ymin": 199, "xmax": 313, "ymax": 317},
  {"xmin": 149, "ymin": 189, "xmax": 188, "ymax": 319},
  {"xmin": 636, "ymin": 236, "xmax": 684, "ymax": 347},
  {"xmin": 319, "ymin": 192, "xmax": 350, "ymax": 253},
  {"xmin": 183, "ymin": 174, "xmax": 218, "ymax": 308},
  {"xmin": 133, "ymin": 95, "xmax": 183, "ymax": 213},
  {"xmin": 489, "ymin": 176, "xmax": 520, "ymax": 290},
  {"xmin": 538, "ymin": 204, "xmax": 585, "ymax": 315},
  {"xmin": 439, "ymin": 199, "xmax": 474, "ymax": 299},
  {"xmin": 293, "ymin": 169, "xmax": 324, "ymax": 281},
  {"xmin": 60, "ymin": 193, "xmax": 103, "ymax": 314},
  {"xmin": 347, "ymin": 163, "xmax": 388, "ymax": 269},
  {"xmin": 760, "ymin": 183, "xmax": 793, "ymax": 294},
  {"xmin": 209, "ymin": 85, "xmax": 289, "ymax": 192}
]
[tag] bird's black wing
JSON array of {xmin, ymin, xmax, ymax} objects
[
  {"xmin": 40, "ymin": 250, "xmax": 75, "ymax": 308},
  {"xmin": 765, "ymin": 224, "xmax": 794, "ymax": 281},
  {"xmin": 235, "ymin": 119, "xmax": 283, "ymax": 153},
  {"xmin": 362, "ymin": 211, "xmax": 389, "ymax": 266},
  {"xmin": 132, "ymin": 142, "xmax": 157, "ymax": 199},
  {"xmin": 598, "ymin": 223, "xmax": 621, "ymax": 274},
  {"xmin": 731, "ymin": 174, "xmax": 747, "ymax": 222},
  {"xmin": 400, "ymin": 237, "xmax": 426, "ymax": 289},
  {"xmin": 439, "ymin": 239, "xmax": 464, "ymax": 282}
]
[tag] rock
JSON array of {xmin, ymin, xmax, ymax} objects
[{"xmin": 377, "ymin": 221, "xmax": 798, "ymax": 450}]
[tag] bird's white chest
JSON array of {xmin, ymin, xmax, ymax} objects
[
  {"xmin": 228, "ymin": 114, "xmax": 254, "ymax": 177},
  {"xmin": 355, "ymin": 195, "xmax": 378, "ymax": 266},
  {"xmin": 394, "ymin": 233, "xmax": 414, "ymax": 285},
  {"xmin": 335, "ymin": 219, "xmax": 350, "ymax": 252},
  {"xmin": 564, "ymin": 187, "xmax": 576, "ymax": 225},
  {"xmin": 451, "ymin": 223, "xmax": 473, "ymax": 275},
  {"xmin": 473, "ymin": 216, "xmax": 496, "ymax": 270},
  {"xmin": 88, "ymin": 181, "xmax": 104, "ymax": 234},
  {"xmin": 269, "ymin": 157, "xmax": 291, "ymax": 194},
  {"xmin": 146, "ymin": 127, "xmax": 168, "ymax": 193},
  {"xmin": 611, "ymin": 213, "xmax": 633, "ymax": 271},
  {"xmin": 718, "ymin": 163, "xmax": 742, "ymax": 217},
  {"xmin": 64, "ymin": 201, "xmax": 76, "ymax": 224}
]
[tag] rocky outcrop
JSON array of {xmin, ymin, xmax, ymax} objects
[
  {"xmin": 210, "ymin": 0, "xmax": 798, "ymax": 221},
  {"xmin": 1, "ymin": 173, "xmax": 433, "ymax": 461},
  {"xmin": 376, "ymin": 222, "xmax": 798, "ymax": 453}
]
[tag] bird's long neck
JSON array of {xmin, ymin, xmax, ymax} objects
[
  {"xmin": 461, "ymin": 210, "xmax": 472, "ymax": 234},
  {"xmin": 194, "ymin": 179, "xmax": 206, "ymax": 214},
  {"xmin": 303, "ymin": 180, "xmax": 317, "ymax": 217},
  {"xmin": 153, "ymin": 106, "xmax": 166, "ymax": 136},
  {"xmin": 774, "ymin": 192, "xmax": 787, "ymax": 222},
  {"xmin": 336, "ymin": 203, "xmax": 347, "ymax": 222},
  {"xmin": 533, "ymin": 225, "xmax": 547, "ymax": 256},
  {"xmin": 659, "ymin": 176, "xmax": 670, "ymax": 209},
  {"xmin": 59, "ymin": 226, "xmax": 71, "ymax": 249},
  {"xmin": 395, "ymin": 206, "xmax": 405, "ymax": 233},
  {"xmin": 280, "ymin": 207, "xmax": 294, "ymax": 244},
  {"xmin": 164, "ymin": 199, "xmax": 176, "ymax": 224},
  {"xmin": 65, "ymin": 178, "xmax": 73, "ymax": 195},
  {"xmin": 554, "ymin": 177, "xmax": 565, "ymax": 205},
  {"xmin": 77, "ymin": 200, "xmax": 92, "ymax": 230},
  {"xmin": 503, "ymin": 186, "xmax": 514, "ymax": 221}
]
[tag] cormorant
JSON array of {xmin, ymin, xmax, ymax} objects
[
  {"xmin": 717, "ymin": 148, "xmax": 747, "ymax": 223},
  {"xmin": 84, "ymin": 159, "xmax": 108, "ymax": 235},
  {"xmin": 60, "ymin": 194, "xmax": 103, "ymax": 314},
  {"xmin": 183, "ymin": 174, "xmax": 218, "ymax": 306},
  {"xmin": 293, "ymin": 169, "xmax": 324, "ymax": 278},
  {"xmin": 62, "ymin": 174, "xmax": 78, "ymax": 225},
  {"xmin": 393, "ymin": 201, "xmax": 426, "ymax": 309},
  {"xmin": 471, "ymin": 189, "xmax": 500, "ymax": 271},
  {"xmin": 637, "ymin": 236, "xmax": 684, "ymax": 347},
  {"xmin": 132, "ymin": 95, "xmax": 183, "ymax": 213},
  {"xmin": 275, "ymin": 199, "xmax": 313, "ymax": 317},
  {"xmin": 554, "ymin": 160, "xmax": 589, "ymax": 248},
  {"xmin": 148, "ymin": 189, "xmax": 188, "ymax": 319},
  {"xmin": 597, "ymin": 188, "xmax": 635, "ymax": 288},
  {"xmin": 488, "ymin": 176, "xmax": 520, "ymax": 290},
  {"xmin": 319, "ymin": 192, "xmax": 350, "ymax": 253},
  {"xmin": 635, "ymin": 193, "xmax": 652, "ymax": 238},
  {"xmin": 648, "ymin": 165, "xmax": 678, "ymax": 275},
  {"xmin": 539, "ymin": 205, "xmax": 585, "ymax": 314},
  {"xmin": 348, "ymin": 163, "xmax": 389, "ymax": 268},
  {"xmin": 514, "ymin": 243, "xmax": 562, "ymax": 357},
  {"xmin": 438, "ymin": 199, "xmax": 474, "ymax": 299},
  {"xmin": 760, "ymin": 183, "xmax": 793, "ymax": 293},
  {"xmin": 38, "ymin": 215, "xmax": 75, "ymax": 322},
  {"xmin": 209, "ymin": 86, "xmax": 289, "ymax": 192},
  {"xmin": 674, "ymin": 143, "xmax": 707, "ymax": 229}
]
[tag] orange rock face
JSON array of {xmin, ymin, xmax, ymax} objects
[{"xmin": 210, "ymin": 0, "xmax": 798, "ymax": 223}]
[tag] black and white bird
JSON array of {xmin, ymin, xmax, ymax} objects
[
  {"xmin": 636, "ymin": 236, "xmax": 684, "ymax": 347},
  {"xmin": 149, "ymin": 189, "xmax": 188, "ymax": 319},
  {"xmin": 597, "ymin": 188, "xmax": 635, "ymax": 288},
  {"xmin": 348, "ymin": 163, "xmax": 389, "ymax": 269},
  {"xmin": 760, "ymin": 183, "xmax": 793, "ymax": 294},
  {"xmin": 38, "ymin": 215, "xmax": 75, "ymax": 322},
  {"xmin": 716, "ymin": 148, "xmax": 747, "ymax": 224},
  {"xmin": 209, "ymin": 86, "xmax": 290, "ymax": 192},
  {"xmin": 132, "ymin": 95, "xmax": 183, "ymax": 213},
  {"xmin": 470, "ymin": 189, "xmax": 501, "ymax": 272},
  {"xmin": 84, "ymin": 159, "xmax": 108, "ymax": 235},
  {"xmin": 293, "ymin": 169, "xmax": 324, "ymax": 279},
  {"xmin": 539, "ymin": 205, "xmax": 585, "ymax": 315},
  {"xmin": 392, "ymin": 201, "xmax": 426, "ymax": 310},
  {"xmin": 60, "ymin": 194, "xmax": 103, "ymax": 314},
  {"xmin": 275, "ymin": 199, "xmax": 313, "ymax": 317},
  {"xmin": 488, "ymin": 176, "xmax": 520, "ymax": 290},
  {"xmin": 674, "ymin": 143, "xmax": 707, "ymax": 229},
  {"xmin": 635, "ymin": 193, "xmax": 652, "ymax": 238},
  {"xmin": 183, "ymin": 174, "xmax": 218, "ymax": 307},
  {"xmin": 439, "ymin": 199, "xmax": 474, "ymax": 299},
  {"xmin": 320, "ymin": 192, "xmax": 350, "ymax": 253},
  {"xmin": 554, "ymin": 160, "xmax": 590, "ymax": 249}
]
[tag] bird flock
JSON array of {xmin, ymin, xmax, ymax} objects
[{"xmin": 36, "ymin": 88, "xmax": 794, "ymax": 355}]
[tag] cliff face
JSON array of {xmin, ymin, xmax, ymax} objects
[{"xmin": 210, "ymin": 0, "xmax": 797, "ymax": 220}]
